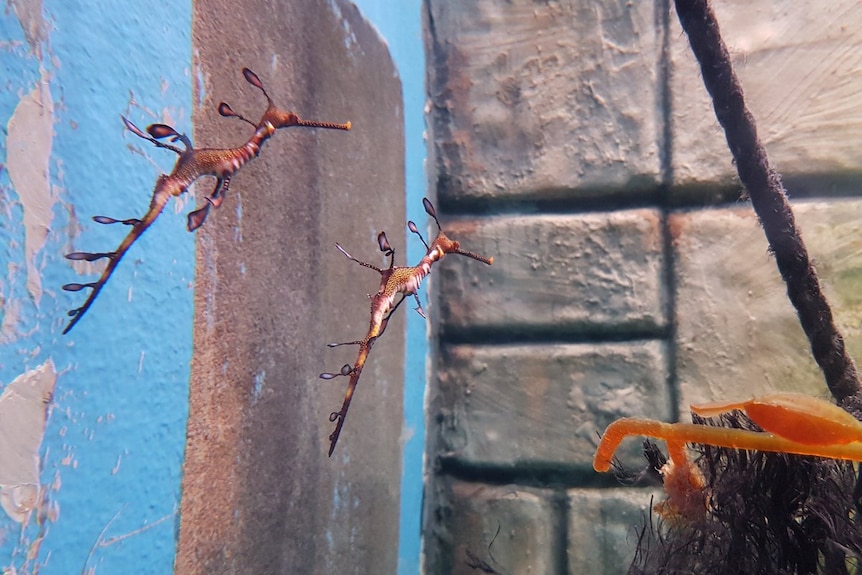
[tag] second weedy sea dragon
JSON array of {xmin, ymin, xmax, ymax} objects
[
  {"xmin": 321, "ymin": 198, "xmax": 493, "ymax": 456},
  {"xmin": 62, "ymin": 68, "xmax": 350, "ymax": 334}
]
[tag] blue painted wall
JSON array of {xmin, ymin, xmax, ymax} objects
[
  {"xmin": 348, "ymin": 2, "xmax": 426, "ymax": 573},
  {"xmin": 0, "ymin": 2, "xmax": 191, "ymax": 573},
  {"xmin": 2, "ymin": 1, "xmax": 425, "ymax": 573}
]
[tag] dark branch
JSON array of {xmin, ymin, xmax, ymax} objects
[{"xmin": 674, "ymin": 0, "xmax": 860, "ymax": 402}]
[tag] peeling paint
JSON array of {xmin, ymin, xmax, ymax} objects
[
  {"xmin": 193, "ymin": 55, "xmax": 207, "ymax": 109},
  {"xmin": 0, "ymin": 360, "xmax": 57, "ymax": 523},
  {"xmin": 326, "ymin": 0, "xmax": 361, "ymax": 55},
  {"xmin": 251, "ymin": 370, "xmax": 265, "ymax": 403},
  {"xmin": 2, "ymin": 3, "xmax": 193, "ymax": 571},
  {"xmin": 233, "ymin": 193, "xmax": 243, "ymax": 243},
  {"xmin": 5, "ymin": 71, "xmax": 55, "ymax": 306},
  {"xmin": 9, "ymin": 0, "xmax": 45, "ymax": 57},
  {"xmin": 0, "ymin": 299, "xmax": 21, "ymax": 344}
]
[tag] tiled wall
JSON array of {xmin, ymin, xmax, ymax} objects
[{"xmin": 422, "ymin": 1, "xmax": 862, "ymax": 572}]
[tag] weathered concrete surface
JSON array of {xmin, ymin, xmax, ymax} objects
[
  {"xmin": 567, "ymin": 488, "xmax": 659, "ymax": 575},
  {"xmin": 671, "ymin": 0, "xmax": 862, "ymax": 193},
  {"xmin": 435, "ymin": 342, "xmax": 670, "ymax": 469},
  {"xmin": 427, "ymin": 480, "xmax": 561, "ymax": 575},
  {"xmin": 437, "ymin": 210, "xmax": 667, "ymax": 339},
  {"xmin": 177, "ymin": 1, "xmax": 405, "ymax": 574},
  {"xmin": 672, "ymin": 199, "xmax": 862, "ymax": 410},
  {"xmin": 426, "ymin": 0, "xmax": 662, "ymax": 206}
]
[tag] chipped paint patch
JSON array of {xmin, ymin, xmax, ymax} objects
[
  {"xmin": 9, "ymin": 0, "xmax": 45, "ymax": 57},
  {"xmin": 326, "ymin": 0, "xmax": 360, "ymax": 54},
  {"xmin": 5, "ymin": 72, "xmax": 55, "ymax": 305},
  {"xmin": 193, "ymin": 53, "xmax": 207, "ymax": 109},
  {"xmin": 251, "ymin": 370, "xmax": 265, "ymax": 403},
  {"xmin": 2, "ymin": 1, "xmax": 193, "ymax": 572},
  {"xmin": 233, "ymin": 193, "xmax": 243, "ymax": 243},
  {"xmin": 0, "ymin": 299, "xmax": 21, "ymax": 344},
  {"xmin": 0, "ymin": 359, "xmax": 57, "ymax": 523}
]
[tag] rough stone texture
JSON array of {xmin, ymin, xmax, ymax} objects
[
  {"xmin": 672, "ymin": 199, "xmax": 862, "ymax": 410},
  {"xmin": 424, "ymin": 1, "xmax": 862, "ymax": 574},
  {"xmin": 435, "ymin": 342, "xmax": 670, "ymax": 469},
  {"xmin": 671, "ymin": 0, "xmax": 862, "ymax": 193},
  {"xmin": 427, "ymin": 480, "xmax": 561, "ymax": 575},
  {"xmin": 426, "ymin": 0, "xmax": 662, "ymax": 206},
  {"xmin": 423, "ymin": 4, "xmax": 672, "ymax": 573},
  {"xmin": 567, "ymin": 488, "xmax": 660, "ymax": 575},
  {"xmin": 177, "ymin": 2, "xmax": 405, "ymax": 574},
  {"xmin": 438, "ymin": 210, "xmax": 667, "ymax": 340}
]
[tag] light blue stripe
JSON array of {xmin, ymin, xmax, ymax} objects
[{"xmin": 348, "ymin": 2, "xmax": 427, "ymax": 573}]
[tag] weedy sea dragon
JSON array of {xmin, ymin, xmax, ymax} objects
[
  {"xmin": 321, "ymin": 198, "xmax": 493, "ymax": 456},
  {"xmin": 62, "ymin": 68, "xmax": 351, "ymax": 334}
]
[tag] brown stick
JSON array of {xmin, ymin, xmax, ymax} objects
[{"xmin": 674, "ymin": 0, "xmax": 861, "ymax": 402}]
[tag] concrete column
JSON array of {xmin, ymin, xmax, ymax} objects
[{"xmin": 177, "ymin": 1, "xmax": 405, "ymax": 573}]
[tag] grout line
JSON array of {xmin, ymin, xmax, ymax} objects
[
  {"xmin": 554, "ymin": 488, "xmax": 571, "ymax": 574},
  {"xmin": 438, "ymin": 179, "xmax": 862, "ymax": 220},
  {"xmin": 657, "ymin": 0, "xmax": 674, "ymax": 191},
  {"xmin": 440, "ymin": 329, "xmax": 671, "ymax": 347},
  {"xmin": 657, "ymin": 0, "xmax": 681, "ymax": 423},
  {"xmin": 437, "ymin": 455, "xmax": 634, "ymax": 490}
]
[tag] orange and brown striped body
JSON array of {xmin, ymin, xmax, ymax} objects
[
  {"xmin": 323, "ymin": 198, "xmax": 493, "ymax": 455},
  {"xmin": 62, "ymin": 68, "xmax": 349, "ymax": 334}
]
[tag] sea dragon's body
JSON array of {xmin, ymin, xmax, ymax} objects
[
  {"xmin": 63, "ymin": 68, "xmax": 350, "ymax": 334},
  {"xmin": 322, "ymin": 198, "xmax": 493, "ymax": 456}
]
